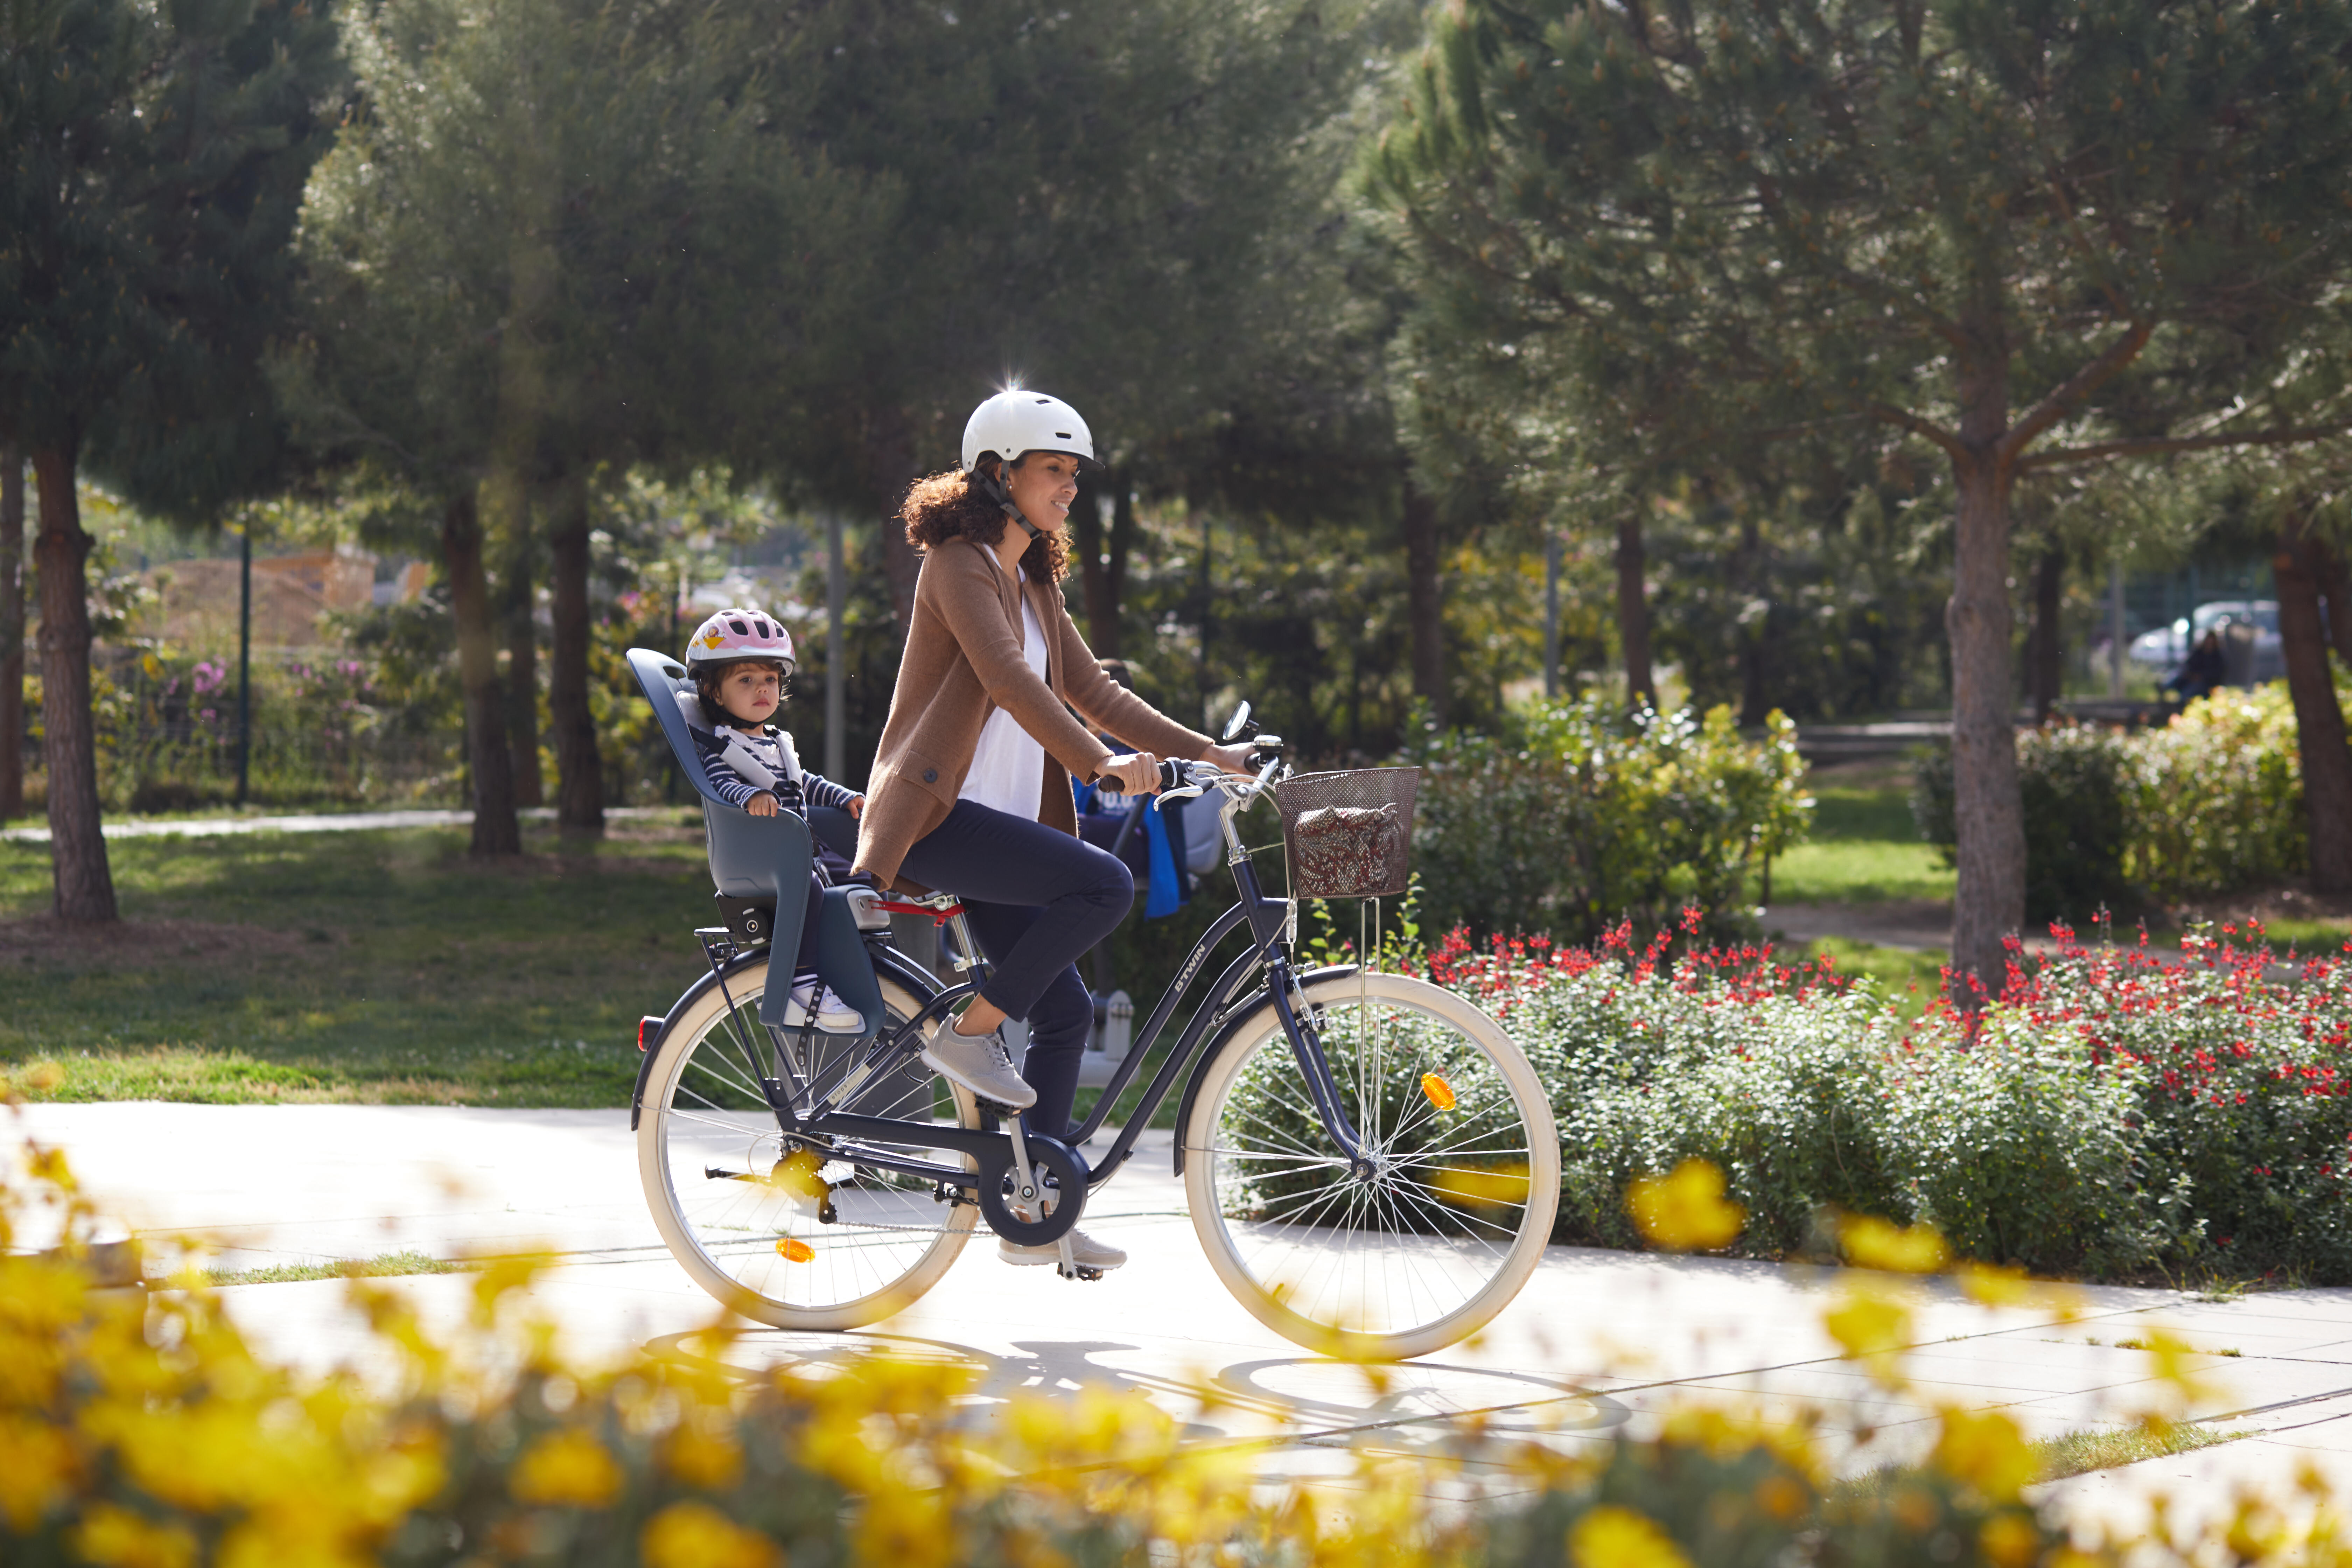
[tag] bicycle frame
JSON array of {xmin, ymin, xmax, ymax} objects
[{"xmin": 670, "ymin": 765, "xmax": 1371, "ymax": 1204}]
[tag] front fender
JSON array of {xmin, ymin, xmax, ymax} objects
[{"xmin": 1170, "ymin": 963, "xmax": 1358, "ymax": 1176}]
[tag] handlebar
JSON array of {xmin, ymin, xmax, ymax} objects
[
  {"xmin": 1091, "ymin": 758, "xmax": 1188, "ymax": 798},
  {"xmin": 1093, "ymin": 750, "xmax": 1285, "ymax": 801}
]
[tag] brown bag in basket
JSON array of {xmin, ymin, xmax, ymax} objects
[{"xmin": 1292, "ymin": 802, "xmax": 1402, "ymax": 898}]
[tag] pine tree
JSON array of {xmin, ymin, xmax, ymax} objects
[
  {"xmin": 0, "ymin": 0, "xmax": 340, "ymax": 918},
  {"xmin": 1373, "ymin": 0, "xmax": 2352, "ymax": 989}
]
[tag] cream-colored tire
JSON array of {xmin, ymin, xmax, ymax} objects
[
  {"xmin": 1181, "ymin": 971, "xmax": 1558, "ymax": 1359},
  {"xmin": 638, "ymin": 967, "xmax": 978, "ymax": 1329}
]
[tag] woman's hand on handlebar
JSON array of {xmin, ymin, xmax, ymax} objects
[
  {"xmin": 1203, "ymin": 742, "xmax": 1254, "ymax": 776},
  {"xmin": 1097, "ymin": 752, "xmax": 1163, "ymax": 797}
]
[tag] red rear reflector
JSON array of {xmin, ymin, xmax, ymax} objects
[{"xmin": 637, "ymin": 1016, "xmax": 664, "ymax": 1053}]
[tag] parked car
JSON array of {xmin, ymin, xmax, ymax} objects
[{"xmin": 2127, "ymin": 600, "xmax": 2283, "ymax": 684}]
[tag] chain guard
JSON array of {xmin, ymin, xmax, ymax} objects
[{"xmin": 976, "ymin": 1134, "xmax": 1090, "ymax": 1247}]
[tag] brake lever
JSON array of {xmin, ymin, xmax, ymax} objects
[{"xmin": 1156, "ymin": 785, "xmax": 1205, "ymax": 807}]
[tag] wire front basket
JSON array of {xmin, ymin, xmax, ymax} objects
[{"xmin": 1273, "ymin": 768, "xmax": 1419, "ymax": 900}]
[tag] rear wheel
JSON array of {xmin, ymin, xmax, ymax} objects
[
  {"xmin": 1181, "ymin": 971, "xmax": 1558, "ymax": 1359},
  {"xmin": 638, "ymin": 962, "xmax": 978, "ymax": 1329}
]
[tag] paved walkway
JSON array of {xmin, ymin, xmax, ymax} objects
[
  {"xmin": 10, "ymin": 1104, "xmax": 2346, "ymax": 1526},
  {"xmin": 0, "ymin": 805, "xmax": 681, "ymax": 844}
]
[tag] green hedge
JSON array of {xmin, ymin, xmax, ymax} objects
[
  {"xmin": 1914, "ymin": 683, "xmax": 2315, "ymax": 916},
  {"xmin": 1405, "ymin": 698, "xmax": 1811, "ymax": 945}
]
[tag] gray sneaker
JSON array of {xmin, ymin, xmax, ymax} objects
[
  {"xmin": 920, "ymin": 1024, "xmax": 1037, "ymax": 1110},
  {"xmin": 1000, "ymin": 1228, "xmax": 1127, "ymax": 1270}
]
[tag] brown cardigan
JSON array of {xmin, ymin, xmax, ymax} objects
[{"xmin": 854, "ymin": 538, "xmax": 1216, "ymax": 892}]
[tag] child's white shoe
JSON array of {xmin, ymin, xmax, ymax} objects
[{"xmin": 785, "ymin": 975, "xmax": 863, "ymax": 1032}]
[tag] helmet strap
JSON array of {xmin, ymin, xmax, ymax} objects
[{"xmin": 975, "ymin": 461, "xmax": 1042, "ymax": 543}]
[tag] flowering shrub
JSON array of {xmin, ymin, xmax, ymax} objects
[
  {"xmin": 1401, "ymin": 918, "xmax": 2352, "ymax": 1282},
  {"xmin": 1, "ymin": 1129, "xmax": 2225, "ymax": 1568},
  {"xmin": 1406, "ymin": 698, "xmax": 1811, "ymax": 945}
]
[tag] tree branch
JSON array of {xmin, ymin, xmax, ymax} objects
[
  {"xmin": 1997, "ymin": 319, "xmax": 2154, "ymax": 462},
  {"xmin": 2020, "ymin": 422, "xmax": 2352, "ymax": 471},
  {"xmin": 1868, "ymin": 401, "xmax": 1968, "ymax": 464}
]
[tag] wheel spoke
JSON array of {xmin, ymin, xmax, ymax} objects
[
  {"xmin": 648, "ymin": 972, "xmax": 974, "ymax": 1326},
  {"xmin": 1194, "ymin": 979, "xmax": 1552, "ymax": 1351}
]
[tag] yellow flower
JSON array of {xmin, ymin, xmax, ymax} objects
[
  {"xmin": 661, "ymin": 1423, "xmax": 744, "ymax": 1490},
  {"xmin": 641, "ymin": 1501, "xmax": 778, "ymax": 1568},
  {"xmin": 70, "ymin": 1502, "xmax": 197, "ymax": 1568},
  {"xmin": 509, "ymin": 1428, "xmax": 624, "ymax": 1508},
  {"xmin": 1954, "ymin": 1261, "xmax": 2030, "ymax": 1307},
  {"xmin": 0, "ymin": 1413, "xmax": 80, "ymax": 1530},
  {"xmin": 1624, "ymin": 1160, "xmax": 1744, "ymax": 1252},
  {"xmin": 1932, "ymin": 1408, "xmax": 2038, "ymax": 1503},
  {"xmin": 1822, "ymin": 1283, "xmax": 1912, "ymax": 1388},
  {"xmin": 1840, "ymin": 1215, "xmax": 1949, "ymax": 1274},
  {"xmin": 1569, "ymin": 1505, "xmax": 1693, "ymax": 1568},
  {"xmin": 1431, "ymin": 1163, "xmax": 1532, "ymax": 1210},
  {"xmin": 1978, "ymin": 1510, "xmax": 2042, "ymax": 1568}
]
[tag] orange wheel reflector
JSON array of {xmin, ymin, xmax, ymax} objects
[
  {"xmin": 776, "ymin": 1238, "xmax": 814, "ymax": 1263},
  {"xmin": 1420, "ymin": 1073, "xmax": 1457, "ymax": 1111}
]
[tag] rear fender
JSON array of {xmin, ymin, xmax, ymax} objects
[
  {"xmin": 631, "ymin": 939, "xmax": 944, "ymax": 1131},
  {"xmin": 1171, "ymin": 963, "xmax": 1357, "ymax": 1176}
]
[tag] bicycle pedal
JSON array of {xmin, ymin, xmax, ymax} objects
[{"xmin": 1056, "ymin": 1264, "xmax": 1105, "ymax": 1282}]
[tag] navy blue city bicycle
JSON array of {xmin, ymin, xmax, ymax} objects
[{"xmin": 623, "ymin": 649, "xmax": 1557, "ymax": 1359}]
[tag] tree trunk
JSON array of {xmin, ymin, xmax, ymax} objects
[
  {"xmin": 499, "ymin": 530, "xmax": 542, "ymax": 807},
  {"xmin": 1736, "ymin": 514, "xmax": 1769, "ymax": 728},
  {"xmin": 2275, "ymin": 511, "xmax": 2352, "ymax": 891},
  {"xmin": 1073, "ymin": 466, "xmax": 1135, "ymax": 658},
  {"xmin": 443, "ymin": 490, "xmax": 520, "ymax": 856},
  {"xmin": 1402, "ymin": 479, "xmax": 1446, "ymax": 726},
  {"xmin": 547, "ymin": 468, "xmax": 604, "ymax": 836},
  {"xmin": 1946, "ymin": 452, "xmax": 2028, "ymax": 996},
  {"xmin": 865, "ymin": 406, "xmax": 922, "ymax": 638},
  {"xmin": 1616, "ymin": 514, "xmax": 1655, "ymax": 707},
  {"xmin": 0, "ymin": 445, "xmax": 24, "ymax": 822},
  {"xmin": 2024, "ymin": 543, "xmax": 2065, "ymax": 723},
  {"xmin": 30, "ymin": 442, "xmax": 117, "ymax": 921}
]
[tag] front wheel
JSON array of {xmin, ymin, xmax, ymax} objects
[
  {"xmin": 1181, "ymin": 970, "xmax": 1559, "ymax": 1359},
  {"xmin": 637, "ymin": 960, "xmax": 979, "ymax": 1329}
]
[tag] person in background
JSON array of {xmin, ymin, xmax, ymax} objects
[{"xmin": 2166, "ymin": 627, "xmax": 2227, "ymax": 704}]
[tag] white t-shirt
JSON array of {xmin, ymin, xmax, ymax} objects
[{"xmin": 958, "ymin": 572, "xmax": 1050, "ymax": 820}]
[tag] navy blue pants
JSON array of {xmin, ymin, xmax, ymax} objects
[{"xmin": 896, "ymin": 800, "xmax": 1134, "ymax": 1139}]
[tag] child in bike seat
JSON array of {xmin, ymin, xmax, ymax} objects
[{"xmin": 684, "ymin": 607, "xmax": 866, "ymax": 1032}]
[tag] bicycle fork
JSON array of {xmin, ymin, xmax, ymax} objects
[{"xmin": 1266, "ymin": 957, "xmax": 1372, "ymax": 1176}]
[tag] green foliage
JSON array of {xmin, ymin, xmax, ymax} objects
[
  {"xmin": 0, "ymin": 0, "xmax": 342, "ymax": 497},
  {"xmin": 1914, "ymin": 685, "xmax": 2319, "ymax": 915},
  {"xmin": 1406, "ymin": 698, "xmax": 1812, "ymax": 943},
  {"xmin": 2124, "ymin": 686, "xmax": 2308, "ymax": 902}
]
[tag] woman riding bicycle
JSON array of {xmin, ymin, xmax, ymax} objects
[{"xmin": 854, "ymin": 389, "xmax": 1252, "ymax": 1270}]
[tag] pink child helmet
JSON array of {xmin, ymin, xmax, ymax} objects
[{"xmin": 685, "ymin": 607, "xmax": 796, "ymax": 675}]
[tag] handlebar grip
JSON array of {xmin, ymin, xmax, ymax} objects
[{"xmin": 1093, "ymin": 758, "xmax": 1185, "ymax": 798}]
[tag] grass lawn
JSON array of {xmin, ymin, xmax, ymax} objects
[
  {"xmin": 2, "ymin": 817, "xmax": 720, "ymax": 1107},
  {"xmin": 1770, "ymin": 769, "xmax": 1955, "ymax": 906}
]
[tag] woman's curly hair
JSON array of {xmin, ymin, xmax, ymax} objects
[{"xmin": 899, "ymin": 463, "xmax": 1070, "ymax": 583}]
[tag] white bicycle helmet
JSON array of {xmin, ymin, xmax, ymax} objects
[
  {"xmin": 961, "ymin": 389, "xmax": 1100, "ymax": 474},
  {"xmin": 685, "ymin": 607, "xmax": 796, "ymax": 674}
]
